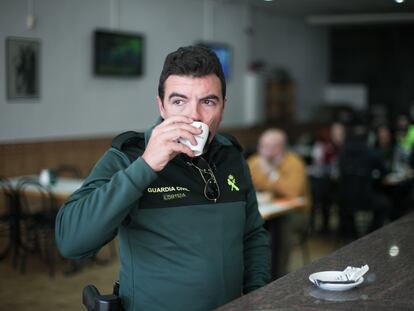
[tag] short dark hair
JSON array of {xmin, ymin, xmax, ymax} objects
[{"xmin": 158, "ymin": 46, "xmax": 226, "ymax": 101}]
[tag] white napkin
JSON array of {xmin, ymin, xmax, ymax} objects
[{"xmin": 339, "ymin": 265, "xmax": 369, "ymax": 282}]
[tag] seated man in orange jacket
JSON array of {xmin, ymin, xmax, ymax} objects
[
  {"xmin": 248, "ymin": 128, "xmax": 311, "ymax": 209},
  {"xmin": 247, "ymin": 128, "xmax": 311, "ymax": 278}
]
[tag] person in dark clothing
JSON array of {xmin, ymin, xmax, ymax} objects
[
  {"xmin": 373, "ymin": 125, "xmax": 395, "ymax": 172},
  {"xmin": 337, "ymin": 125, "xmax": 391, "ymax": 240},
  {"xmin": 55, "ymin": 46, "xmax": 270, "ymax": 311},
  {"xmin": 373, "ymin": 124, "xmax": 414, "ymax": 221},
  {"xmin": 310, "ymin": 122, "xmax": 345, "ymax": 233}
]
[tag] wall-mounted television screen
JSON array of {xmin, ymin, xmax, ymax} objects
[
  {"xmin": 197, "ymin": 41, "xmax": 232, "ymax": 80},
  {"xmin": 94, "ymin": 29, "xmax": 144, "ymax": 77}
]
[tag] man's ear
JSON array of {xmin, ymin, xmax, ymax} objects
[
  {"xmin": 156, "ymin": 96, "xmax": 166, "ymax": 119},
  {"xmin": 223, "ymin": 97, "xmax": 227, "ymax": 109}
]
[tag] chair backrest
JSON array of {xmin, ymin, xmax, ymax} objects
[
  {"xmin": 0, "ymin": 176, "xmax": 13, "ymax": 192},
  {"xmin": 0, "ymin": 177, "xmax": 16, "ymax": 259},
  {"xmin": 16, "ymin": 178, "xmax": 56, "ymax": 220},
  {"xmin": 0, "ymin": 177, "xmax": 15, "ymax": 216}
]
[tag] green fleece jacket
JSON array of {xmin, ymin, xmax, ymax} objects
[{"xmin": 55, "ymin": 120, "xmax": 270, "ymax": 311}]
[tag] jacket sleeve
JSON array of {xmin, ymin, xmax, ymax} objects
[
  {"xmin": 55, "ymin": 148, "xmax": 157, "ymax": 259},
  {"xmin": 241, "ymin": 157, "xmax": 271, "ymax": 293},
  {"xmin": 267, "ymin": 155, "xmax": 307, "ymax": 198}
]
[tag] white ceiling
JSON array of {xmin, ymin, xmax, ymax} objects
[{"xmin": 226, "ymin": 0, "xmax": 414, "ymax": 18}]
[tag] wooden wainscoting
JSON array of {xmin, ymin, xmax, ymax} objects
[
  {"xmin": 0, "ymin": 126, "xmax": 269, "ymax": 178},
  {"xmin": 0, "ymin": 136, "xmax": 113, "ymax": 178},
  {"xmin": 0, "ymin": 122, "xmax": 320, "ymax": 179}
]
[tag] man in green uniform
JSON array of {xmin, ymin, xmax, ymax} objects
[{"xmin": 56, "ymin": 46, "xmax": 270, "ymax": 311}]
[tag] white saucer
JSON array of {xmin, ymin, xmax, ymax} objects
[{"xmin": 309, "ymin": 271, "xmax": 364, "ymax": 291}]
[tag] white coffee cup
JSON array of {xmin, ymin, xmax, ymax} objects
[{"xmin": 179, "ymin": 121, "xmax": 209, "ymax": 156}]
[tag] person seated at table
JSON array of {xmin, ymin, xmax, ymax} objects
[
  {"xmin": 309, "ymin": 122, "xmax": 345, "ymax": 233},
  {"xmin": 247, "ymin": 129, "xmax": 311, "ymax": 210},
  {"xmin": 247, "ymin": 128, "xmax": 311, "ymax": 277},
  {"xmin": 322, "ymin": 122, "xmax": 346, "ymax": 178},
  {"xmin": 373, "ymin": 124, "xmax": 395, "ymax": 172},
  {"xmin": 374, "ymin": 122, "xmax": 414, "ymax": 220},
  {"xmin": 393, "ymin": 115, "xmax": 414, "ymax": 173}
]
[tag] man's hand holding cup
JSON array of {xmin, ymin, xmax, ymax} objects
[
  {"xmin": 178, "ymin": 121, "xmax": 209, "ymax": 157},
  {"xmin": 142, "ymin": 116, "xmax": 209, "ymax": 172}
]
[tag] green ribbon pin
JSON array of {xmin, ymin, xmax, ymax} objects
[{"xmin": 227, "ymin": 175, "xmax": 240, "ymax": 191}]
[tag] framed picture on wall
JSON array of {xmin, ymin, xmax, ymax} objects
[{"xmin": 6, "ymin": 37, "xmax": 40, "ymax": 99}]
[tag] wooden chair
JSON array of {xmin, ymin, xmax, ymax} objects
[
  {"xmin": 16, "ymin": 178, "xmax": 58, "ymax": 277},
  {"xmin": 0, "ymin": 177, "xmax": 16, "ymax": 261}
]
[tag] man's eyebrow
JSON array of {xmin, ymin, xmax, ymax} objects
[
  {"xmin": 200, "ymin": 94, "xmax": 220, "ymax": 101},
  {"xmin": 168, "ymin": 92, "xmax": 188, "ymax": 100}
]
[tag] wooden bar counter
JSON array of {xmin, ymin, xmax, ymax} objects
[{"xmin": 218, "ymin": 212, "xmax": 414, "ymax": 310}]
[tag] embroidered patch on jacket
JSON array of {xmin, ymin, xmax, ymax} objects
[
  {"xmin": 146, "ymin": 186, "xmax": 190, "ymax": 193},
  {"xmin": 227, "ymin": 175, "xmax": 240, "ymax": 191},
  {"xmin": 162, "ymin": 192, "xmax": 187, "ymax": 201}
]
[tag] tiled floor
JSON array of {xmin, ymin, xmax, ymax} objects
[
  {"xmin": 0, "ymin": 244, "xmax": 118, "ymax": 311},
  {"xmin": 0, "ymin": 230, "xmax": 340, "ymax": 310}
]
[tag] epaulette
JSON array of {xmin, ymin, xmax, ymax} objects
[
  {"xmin": 111, "ymin": 131, "xmax": 145, "ymax": 151},
  {"xmin": 218, "ymin": 133, "xmax": 243, "ymax": 152}
]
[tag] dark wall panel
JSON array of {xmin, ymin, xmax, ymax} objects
[{"xmin": 330, "ymin": 24, "xmax": 414, "ymax": 123}]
